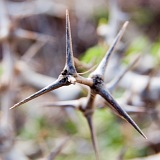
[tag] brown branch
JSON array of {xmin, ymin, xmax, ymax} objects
[{"xmin": 8, "ymin": 0, "xmax": 66, "ymax": 19}]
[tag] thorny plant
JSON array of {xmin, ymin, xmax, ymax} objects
[{"xmin": 11, "ymin": 10, "xmax": 147, "ymax": 160}]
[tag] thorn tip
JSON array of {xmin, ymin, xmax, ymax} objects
[
  {"xmin": 66, "ymin": 9, "xmax": 69, "ymax": 14},
  {"xmin": 10, "ymin": 105, "xmax": 16, "ymax": 110},
  {"xmin": 124, "ymin": 21, "xmax": 129, "ymax": 28}
]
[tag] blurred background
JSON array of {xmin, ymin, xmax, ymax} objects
[{"xmin": 0, "ymin": 0, "xmax": 160, "ymax": 159}]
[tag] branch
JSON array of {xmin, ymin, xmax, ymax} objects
[
  {"xmin": 14, "ymin": 28, "xmax": 55, "ymax": 43},
  {"xmin": 86, "ymin": 115, "xmax": 99, "ymax": 160},
  {"xmin": 0, "ymin": 41, "xmax": 15, "ymax": 153},
  {"xmin": 8, "ymin": 0, "xmax": 66, "ymax": 18},
  {"xmin": 10, "ymin": 9, "xmax": 148, "ymax": 160},
  {"xmin": 118, "ymin": 72, "xmax": 160, "ymax": 102},
  {"xmin": 47, "ymin": 137, "xmax": 69, "ymax": 160},
  {"xmin": 44, "ymin": 99, "xmax": 81, "ymax": 109},
  {"xmin": 21, "ymin": 41, "xmax": 46, "ymax": 62},
  {"xmin": 0, "ymin": 0, "xmax": 11, "ymax": 41}
]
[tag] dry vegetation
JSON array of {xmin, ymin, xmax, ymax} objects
[{"xmin": 0, "ymin": 0, "xmax": 160, "ymax": 160}]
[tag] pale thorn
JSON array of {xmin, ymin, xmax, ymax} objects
[
  {"xmin": 10, "ymin": 79, "xmax": 65, "ymax": 110},
  {"xmin": 90, "ymin": 21, "xmax": 129, "ymax": 78}
]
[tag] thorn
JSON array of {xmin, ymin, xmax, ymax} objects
[
  {"xmin": 123, "ymin": 21, "xmax": 129, "ymax": 29},
  {"xmin": 91, "ymin": 21, "xmax": 129, "ymax": 78},
  {"xmin": 65, "ymin": 9, "xmax": 76, "ymax": 75},
  {"xmin": 98, "ymin": 88, "xmax": 147, "ymax": 139},
  {"xmin": 86, "ymin": 115, "xmax": 100, "ymax": 160},
  {"xmin": 10, "ymin": 79, "xmax": 64, "ymax": 110}
]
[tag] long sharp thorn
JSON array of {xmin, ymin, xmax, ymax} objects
[
  {"xmin": 86, "ymin": 115, "xmax": 99, "ymax": 160},
  {"xmin": 92, "ymin": 21, "xmax": 128, "ymax": 77},
  {"xmin": 65, "ymin": 9, "xmax": 76, "ymax": 74},
  {"xmin": 108, "ymin": 55, "xmax": 141, "ymax": 92},
  {"xmin": 10, "ymin": 79, "xmax": 64, "ymax": 109},
  {"xmin": 98, "ymin": 88, "xmax": 147, "ymax": 139}
]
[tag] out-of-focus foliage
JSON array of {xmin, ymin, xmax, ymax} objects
[
  {"xmin": 132, "ymin": 9, "xmax": 154, "ymax": 25},
  {"xmin": 126, "ymin": 36, "xmax": 148, "ymax": 55},
  {"xmin": 151, "ymin": 39, "xmax": 160, "ymax": 65},
  {"xmin": 81, "ymin": 44, "xmax": 106, "ymax": 64}
]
